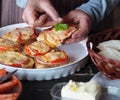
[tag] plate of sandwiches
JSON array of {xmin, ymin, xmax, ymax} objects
[{"xmin": 0, "ymin": 23, "xmax": 88, "ymax": 81}]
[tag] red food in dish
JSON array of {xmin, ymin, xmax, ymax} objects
[
  {"xmin": 0, "ymin": 68, "xmax": 22, "ymax": 100},
  {"xmin": 24, "ymin": 41, "xmax": 51, "ymax": 57},
  {"xmin": 37, "ymin": 25, "xmax": 77, "ymax": 47},
  {"xmin": 35, "ymin": 50, "xmax": 69, "ymax": 66},
  {"xmin": 3, "ymin": 27, "xmax": 38, "ymax": 45}
]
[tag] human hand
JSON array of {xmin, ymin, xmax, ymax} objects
[
  {"xmin": 22, "ymin": 0, "xmax": 63, "ymax": 27},
  {"xmin": 63, "ymin": 9, "xmax": 92, "ymax": 44}
]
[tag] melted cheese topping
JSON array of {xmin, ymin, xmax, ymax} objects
[
  {"xmin": 0, "ymin": 37, "xmax": 21, "ymax": 51},
  {"xmin": 3, "ymin": 27, "xmax": 35, "ymax": 42},
  {"xmin": 38, "ymin": 50, "xmax": 66, "ymax": 62},
  {"xmin": 37, "ymin": 25, "xmax": 77, "ymax": 47},
  {"xmin": 36, "ymin": 33, "xmax": 44, "ymax": 41},
  {"xmin": 0, "ymin": 51, "xmax": 34, "ymax": 68},
  {"xmin": 28, "ymin": 41, "xmax": 51, "ymax": 53},
  {"xmin": 0, "ymin": 38, "xmax": 19, "ymax": 46},
  {"xmin": 46, "ymin": 26, "xmax": 76, "ymax": 46}
]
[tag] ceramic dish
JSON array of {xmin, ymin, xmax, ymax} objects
[
  {"xmin": 51, "ymin": 72, "xmax": 120, "ymax": 100},
  {"xmin": 0, "ymin": 23, "xmax": 89, "ymax": 81}
]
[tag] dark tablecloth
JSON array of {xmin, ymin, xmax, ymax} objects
[{"xmin": 18, "ymin": 59, "xmax": 99, "ymax": 100}]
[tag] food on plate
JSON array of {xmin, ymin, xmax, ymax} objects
[
  {"xmin": 0, "ymin": 24, "xmax": 74, "ymax": 69},
  {"xmin": 0, "ymin": 37, "xmax": 22, "ymax": 51},
  {"xmin": 0, "ymin": 51, "xmax": 34, "ymax": 68},
  {"xmin": 2, "ymin": 27, "xmax": 38, "ymax": 45},
  {"xmin": 35, "ymin": 49, "xmax": 69, "ymax": 66},
  {"xmin": 97, "ymin": 40, "xmax": 120, "ymax": 51},
  {"xmin": 61, "ymin": 80, "xmax": 101, "ymax": 100},
  {"xmin": 24, "ymin": 41, "xmax": 51, "ymax": 57},
  {"xmin": 0, "ymin": 68, "xmax": 22, "ymax": 100},
  {"xmin": 97, "ymin": 40, "xmax": 120, "ymax": 61},
  {"xmin": 37, "ymin": 23, "xmax": 77, "ymax": 47}
]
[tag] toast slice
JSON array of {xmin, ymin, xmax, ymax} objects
[{"xmin": 37, "ymin": 24, "xmax": 77, "ymax": 47}]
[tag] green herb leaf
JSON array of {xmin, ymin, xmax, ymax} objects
[{"xmin": 54, "ymin": 23, "xmax": 68, "ymax": 31}]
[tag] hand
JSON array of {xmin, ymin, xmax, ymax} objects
[
  {"xmin": 63, "ymin": 9, "xmax": 92, "ymax": 44},
  {"xmin": 22, "ymin": 0, "xmax": 63, "ymax": 27}
]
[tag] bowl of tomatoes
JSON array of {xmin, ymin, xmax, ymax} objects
[{"xmin": 0, "ymin": 68, "xmax": 22, "ymax": 100}]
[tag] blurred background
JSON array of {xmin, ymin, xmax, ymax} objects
[{"xmin": 0, "ymin": 0, "xmax": 120, "ymax": 33}]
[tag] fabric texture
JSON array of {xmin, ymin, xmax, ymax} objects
[
  {"xmin": 0, "ymin": 0, "xmax": 119, "ymax": 32},
  {"xmin": 78, "ymin": 0, "xmax": 120, "ymax": 25},
  {"xmin": 16, "ymin": 0, "xmax": 120, "ymax": 25},
  {"xmin": 1, "ymin": 0, "xmax": 24, "ymax": 27}
]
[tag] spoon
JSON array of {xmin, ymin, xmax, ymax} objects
[{"xmin": 0, "ymin": 69, "xmax": 18, "ymax": 84}]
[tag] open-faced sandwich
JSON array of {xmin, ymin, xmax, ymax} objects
[
  {"xmin": 35, "ymin": 49, "xmax": 70, "ymax": 68},
  {"xmin": 2, "ymin": 27, "xmax": 38, "ymax": 45},
  {"xmin": 0, "ymin": 51, "xmax": 34, "ymax": 68},
  {"xmin": 0, "ymin": 37, "xmax": 22, "ymax": 51},
  {"xmin": 37, "ymin": 23, "xmax": 77, "ymax": 47},
  {"xmin": 24, "ymin": 41, "xmax": 51, "ymax": 57}
]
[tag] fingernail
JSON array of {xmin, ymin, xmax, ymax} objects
[{"xmin": 57, "ymin": 18, "xmax": 63, "ymax": 22}]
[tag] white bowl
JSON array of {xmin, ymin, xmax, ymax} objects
[{"xmin": 0, "ymin": 23, "xmax": 89, "ymax": 81}]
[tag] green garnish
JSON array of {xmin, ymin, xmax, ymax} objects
[{"xmin": 54, "ymin": 23, "xmax": 68, "ymax": 31}]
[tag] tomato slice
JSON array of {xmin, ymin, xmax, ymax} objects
[
  {"xmin": 17, "ymin": 27, "xmax": 38, "ymax": 42},
  {"xmin": 0, "ymin": 68, "xmax": 6, "ymax": 78},
  {"xmin": 24, "ymin": 46, "xmax": 46, "ymax": 56},
  {"xmin": 17, "ymin": 32, "xmax": 22, "ymax": 42},
  {"xmin": 9, "ymin": 58, "xmax": 30, "ymax": 67},
  {"xmin": 24, "ymin": 42, "xmax": 51, "ymax": 57},
  {"xmin": 0, "ymin": 46, "xmax": 7, "ymax": 51},
  {"xmin": 10, "ymin": 63, "xmax": 22, "ymax": 67}
]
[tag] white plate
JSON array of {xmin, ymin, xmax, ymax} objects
[
  {"xmin": 91, "ymin": 72, "xmax": 120, "ymax": 100},
  {"xmin": 0, "ymin": 23, "xmax": 89, "ymax": 81}
]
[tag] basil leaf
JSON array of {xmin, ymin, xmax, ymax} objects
[{"xmin": 54, "ymin": 23, "xmax": 68, "ymax": 31}]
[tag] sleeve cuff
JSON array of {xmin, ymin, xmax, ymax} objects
[{"xmin": 16, "ymin": 0, "xmax": 27, "ymax": 8}]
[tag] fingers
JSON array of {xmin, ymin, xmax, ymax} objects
[
  {"xmin": 64, "ymin": 36, "xmax": 86, "ymax": 44},
  {"xmin": 33, "ymin": 14, "xmax": 63, "ymax": 27},
  {"xmin": 22, "ymin": 7, "xmax": 38, "ymax": 26},
  {"xmin": 72, "ymin": 23, "xmax": 89, "ymax": 38},
  {"xmin": 38, "ymin": 20, "xmax": 62, "ymax": 27},
  {"xmin": 32, "ymin": 14, "xmax": 48, "ymax": 27},
  {"xmin": 22, "ymin": 0, "xmax": 63, "ymax": 27},
  {"xmin": 63, "ymin": 9, "xmax": 92, "ymax": 44},
  {"xmin": 40, "ymin": 0, "xmax": 62, "ymax": 22},
  {"xmin": 64, "ymin": 25, "xmax": 88, "ymax": 44}
]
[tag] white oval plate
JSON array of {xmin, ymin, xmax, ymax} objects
[{"xmin": 0, "ymin": 23, "xmax": 89, "ymax": 81}]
